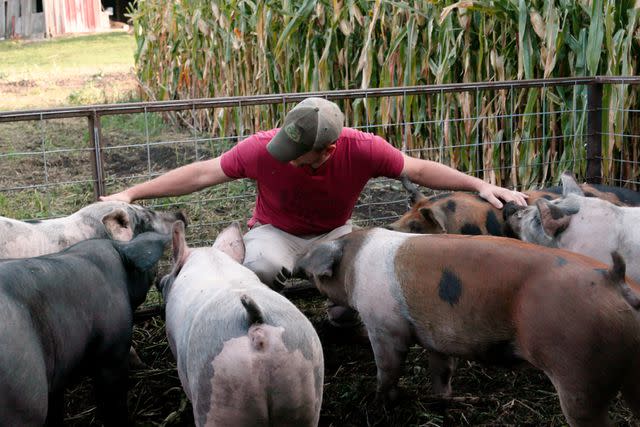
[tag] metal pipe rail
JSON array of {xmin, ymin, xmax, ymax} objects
[{"xmin": 0, "ymin": 76, "xmax": 602, "ymax": 121}]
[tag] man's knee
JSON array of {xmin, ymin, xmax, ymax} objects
[
  {"xmin": 326, "ymin": 302, "xmax": 361, "ymax": 328},
  {"xmin": 243, "ymin": 257, "xmax": 281, "ymax": 289}
]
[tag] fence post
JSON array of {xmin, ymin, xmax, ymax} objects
[
  {"xmin": 586, "ymin": 82, "xmax": 603, "ymax": 184},
  {"xmin": 88, "ymin": 111, "xmax": 106, "ymax": 200}
]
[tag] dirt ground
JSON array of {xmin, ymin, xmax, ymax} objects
[
  {"xmin": 0, "ymin": 71, "xmax": 138, "ymax": 110},
  {"xmin": 61, "ymin": 249, "xmax": 637, "ymax": 427}
]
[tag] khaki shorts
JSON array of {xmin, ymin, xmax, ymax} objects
[{"xmin": 242, "ymin": 221, "xmax": 352, "ymax": 289}]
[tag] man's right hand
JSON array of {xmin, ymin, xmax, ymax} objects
[{"xmin": 99, "ymin": 192, "xmax": 133, "ymax": 203}]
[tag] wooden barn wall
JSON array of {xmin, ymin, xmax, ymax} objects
[
  {"xmin": 1, "ymin": 0, "xmax": 44, "ymax": 39},
  {"xmin": 2, "ymin": 0, "xmax": 107, "ymax": 39},
  {"xmin": 0, "ymin": 1, "xmax": 5, "ymax": 38},
  {"xmin": 44, "ymin": 0, "xmax": 105, "ymax": 37}
]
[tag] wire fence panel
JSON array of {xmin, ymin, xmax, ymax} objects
[
  {"xmin": 0, "ymin": 78, "xmax": 639, "ymax": 295},
  {"xmin": 603, "ymin": 83, "xmax": 640, "ymax": 189}
]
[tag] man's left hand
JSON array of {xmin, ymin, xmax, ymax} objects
[{"xmin": 478, "ymin": 183, "xmax": 528, "ymax": 209}]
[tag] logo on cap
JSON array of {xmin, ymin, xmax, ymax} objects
[{"xmin": 284, "ymin": 123, "xmax": 302, "ymax": 143}]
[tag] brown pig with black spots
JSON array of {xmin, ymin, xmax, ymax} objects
[{"xmin": 296, "ymin": 227, "xmax": 640, "ymax": 427}]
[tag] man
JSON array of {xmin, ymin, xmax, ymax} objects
[{"xmin": 101, "ymin": 97, "xmax": 527, "ymax": 325}]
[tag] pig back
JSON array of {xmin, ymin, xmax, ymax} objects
[
  {"xmin": 391, "ymin": 233, "xmax": 630, "ymax": 358},
  {"xmin": 167, "ymin": 283, "xmax": 323, "ymax": 427},
  {"xmin": 0, "ymin": 242, "xmax": 134, "ymax": 388}
]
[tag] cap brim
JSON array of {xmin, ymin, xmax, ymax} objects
[{"xmin": 266, "ymin": 128, "xmax": 310, "ymax": 162}]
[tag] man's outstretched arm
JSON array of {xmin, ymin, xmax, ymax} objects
[
  {"xmin": 401, "ymin": 154, "xmax": 528, "ymax": 209},
  {"xmin": 100, "ymin": 157, "xmax": 233, "ymax": 203}
]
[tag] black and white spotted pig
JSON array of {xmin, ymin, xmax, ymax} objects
[
  {"xmin": 504, "ymin": 172, "xmax": 640, "ymax": 283},
  {"xmin": 158, "ymin": 222, "xmax": 324, "ymax": 427},
  {"xmin": 0, "ymin": 231, "xmax": 170, "ymax": 426},
  {"xmin": 296, "ymin": 227, "xmax": 640, "ymax": 427},
  {"xmin": 387, "ymin": 175, "xmax": 640, "ymax": 235},
  {"xmin": 0, "ymin": 200, "xmax": 186, "ymax": 258}
]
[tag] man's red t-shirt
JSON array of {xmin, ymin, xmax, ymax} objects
[{"xmin": 220, "ymin": 127, "xmax": 404, "ymax": 235}]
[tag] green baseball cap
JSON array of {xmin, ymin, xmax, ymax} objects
[{"xmin": 267, "ymin": 97, "xmax": 344, "ymax": 162}]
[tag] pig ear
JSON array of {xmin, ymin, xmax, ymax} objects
[
  {"xmin": 296, "ymin": 240, "xmax": 344, "ymax": 278},
  {"xmin": 102, "ymin": 208, "xmax": 134, "ymax": 241},
  {"xmin": 561, "ymin": 172, "xmax": 584, "ymax": 197},
  {"xmin": 213, "ymin": 222, "xmax": 245, "ymax": 264},
  {"xmin": 419, "ymin": 207, "xmax": 447, "ymax": 233},
  {"xmin": 170, "ymin": 220, "xmax": 190, "ymax": 273},
  {"xmin": 400, "ymin": 174, "xmax": 427, "ymax": 205},
  {"xmin": 536, "ymin": 199, "xmax": 573, "ymax": 237},
  {"xmin": 119, "ymin": 232, "xmax": 171, "ymax": 272}
]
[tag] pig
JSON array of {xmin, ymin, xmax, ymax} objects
[
  {"xmin": 504, "ymin": 172, "xmax": 640, "ymax": 283},
  {"xmin": 0, "ymin": 200, "xmax": 186, "ymax": 259},
  {"xmin": 0, "ymin": 230, "xmax": 170, "ymax": 426},
  {"xmin": 0, "ymin": 200, "xmax": 186, "ymax": 368},
  {"xmin": 387, "ymin": 174, "xmax": 640, "ymax": 235},
  {"xmin": 295, "ymin": 227, "xmax": 640, "ymax": 426},
  {"xmin": 158, "ymin": 221, "xmax": 324, "ymax": 427}
]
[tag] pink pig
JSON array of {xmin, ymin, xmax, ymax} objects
[{"xmin": 159, "ymin": 222, "xmax": 324, "ymax": 427}]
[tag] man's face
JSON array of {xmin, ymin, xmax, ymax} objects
[{"xmin": 289, "ymin": 145, "xmax": 335, "ymax": 168}]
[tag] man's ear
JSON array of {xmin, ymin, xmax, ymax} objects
[
  {"xmin": 536, "ymin": 199, "xmax": 574, "ymax": 237},
  {"xmin": 324, "ymin": 144, "xmax": 337, "ymax": 156}
]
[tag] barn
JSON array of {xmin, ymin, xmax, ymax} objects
[{"xmin": 0, "ymin": 0, "xmax": 113, "ymax": 39}]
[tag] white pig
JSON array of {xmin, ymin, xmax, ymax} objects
[
  {"xmin": 158, "ymin": 221, "xmax": 324, "ymax": 427},
  {"xmin": 504, "ymin": 172, "xmax": 640, "ymax": 282}
]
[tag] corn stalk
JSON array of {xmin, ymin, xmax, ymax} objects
[{"xmin": 130, "ymin": 0, "xmax": 640, "ymax": 188}]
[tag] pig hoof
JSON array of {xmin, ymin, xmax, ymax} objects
[
  {"xmin": 387, "ymin": 387, "xmax": 400, "ymax": 403},
  {"xmin": 375, "ymin": 387, "xmax": 400, "ymax": 407},
  {"xmin": 128, "ymin": 347, "xmax": 148, "ymax": 371}
]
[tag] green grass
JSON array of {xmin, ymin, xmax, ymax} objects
[
  {"xmin": 0, "ymin": 32, "xmax": 138, "ymax": 109},
  {"xmin": 0, "ymin": 32, "xmax": 135, "ymax": 81}
]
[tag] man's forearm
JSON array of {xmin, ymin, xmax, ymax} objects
[
  {"xmin": 406, "ymin": 159, "xmax": 485, "ymax": 192},
  {"xmin": 105, "ymin": 157, "xmax": 232, "ymax": 202}
]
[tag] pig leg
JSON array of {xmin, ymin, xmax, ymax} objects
[
  {"xmin": 428, "ymin": 351, "xmax": 456, "ymax": 397},
  {"xmin": 93, "ymin": 355, "xmax": 130, "ymax": 426},
  {"xmin": 128, "ymin": 346, "xmax": 147, "ymax": 370},
  {"xmin": 554, "ymin": 381, "xmax": 614, "ymax": 427},
  {"xmin": 367, "ymin": 327, "xmax": 411, "ymax": 403},
  {"xmin": 621, "ymin": 375, "xmax": 640, "ymax": 419},
  {"xmin": 45, "ymin": 391, "xmax": 65, "ymax": 425}
]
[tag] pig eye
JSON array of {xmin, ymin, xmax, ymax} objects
[{"xmin": 409, "ymin": 221, "xmax": 424, "ymax": 233}]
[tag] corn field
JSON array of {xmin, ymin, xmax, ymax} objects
[{"xmin": 129, "ymin": 0, "xmax": 640, "ymax": 188}]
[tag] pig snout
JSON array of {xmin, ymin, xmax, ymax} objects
[
  {"xmin": 502, "ymin": 201, "xmax": 525, "ymax": 220},
  {"xmin": 384, "ymin": 221, "xmax": 399, "ymax": 231},
  {"xmin": 502, "ymin": 202, "xmax": 526, "ymax": 238},
  {"xmin": 291, "ymin": 263, "xmax": 308, "ymax": 280}
]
